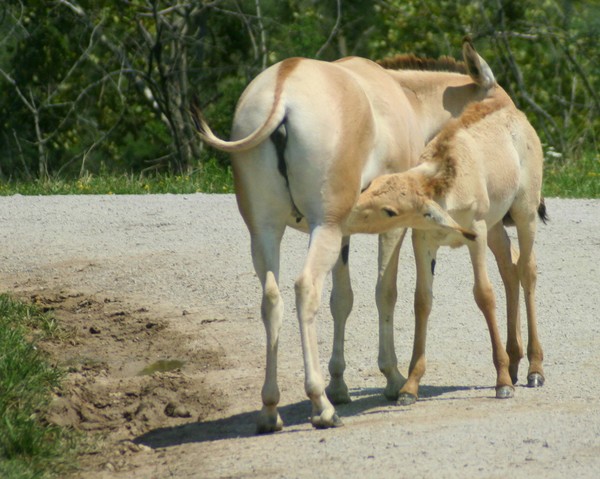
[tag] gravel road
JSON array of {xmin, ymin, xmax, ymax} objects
[{"xmin": 1, "ymin": 194, "xmax": 599, "ymax": 478}]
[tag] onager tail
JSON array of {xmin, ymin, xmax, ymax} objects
[
  {"xmin": 502, "ymin": 197, "xmax": 549, "ymax": 227},
  {"xmin": 190, "ymin": 95, "xmax": 286, "ymax": 153},
  {"xmin": 537, "ymin": 197, "xmax": 549, "ymax": 224}
]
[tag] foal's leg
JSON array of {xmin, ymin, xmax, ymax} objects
[
  {"xmin": 326, "ymin": 235, "xmax": 353, "ymax": 404},
  {"xmin": 514, "ymin": 214, "xmax": 545, "ymax": 387},
  {"xmin": 397, "ymin": 230, "xmax": 437, "ymax": 405},
  {"xmin": 468, "ymin": 221, "xmax": 514, "ymax": 398},
  {"xmin": 376, "ymin": 228, "xmax": 408, "ymax": 400},
  {"xmin": 487, "ymin": 223, "xmax": 523, "ymax": 384},
  {"xmin": 296, "ymin": 224, "xmax": 345, "ymax": 428}
]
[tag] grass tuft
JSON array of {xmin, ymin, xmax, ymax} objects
[
  {"xmin": 0, "ymin": 158, "xmax": 233, "ymax": 196},
  {"xmin": 0, "ymin": 294, "xmax": 75, "ymax": 478},
  {"xmin": 0, "ymin": 153, "xmax": 598, "ymax": 198},
  {"xmin": 543, "ymin": 151, "xmax": 599, "ymax": 198}
]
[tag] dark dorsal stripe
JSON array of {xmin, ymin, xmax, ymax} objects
[{"xmin": 376, "ymin": 54, "xmax": 468, "ymax": 74}]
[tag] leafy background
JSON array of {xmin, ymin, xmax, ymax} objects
[{"xmin": 0, "ymin": 0, "xmax": 597, "ymax": 180}]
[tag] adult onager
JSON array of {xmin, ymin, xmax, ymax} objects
[
  {"xmin": 193, "ymin": 40, "xmax": 501, "ymax": 432},
  {"xmin": 346, "ymin": 92, "xmax": 546, "ymax": 403}
]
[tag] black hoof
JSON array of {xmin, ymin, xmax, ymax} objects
[
  {"xmin": 397, "ymin": 393, "xmax": 417, "ymax": 406},
  {"xmin": 509, "ymin": 364, "xmax": 519, "ymax": 385},
  {"xmin": 527, "ymin": 373, "xmax": 545, "ymax": 388},
  {"xmin": 496, "ymin": 385, "xmax": 515, "ymax": 399}
]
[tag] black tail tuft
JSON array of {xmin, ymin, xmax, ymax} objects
[
  {"xmin": 503, "ymin": 197, "xmax": 549, "ymax": 227},
  {"xmin": 538, "ymin": 197, "xmax": 549, "ymax": 224}
]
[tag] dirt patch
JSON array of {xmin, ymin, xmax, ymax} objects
[{"xmin": 26, "ymin": 289, "xmax": 226, "ymax": 474}]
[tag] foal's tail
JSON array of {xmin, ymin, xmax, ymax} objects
[
  {"xmin": 503, "ymin": 197, "xmax": 549, "ymax": 226},
  {"xmin": 537, "ymin": 197, "xmax": 549, "ymax": 224}
]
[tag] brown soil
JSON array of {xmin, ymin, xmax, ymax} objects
[{"xmin": 27, "ymin": 289, "xmax": 225, "ymax": 475}]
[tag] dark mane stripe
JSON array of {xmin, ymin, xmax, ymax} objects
[{"xmin": 376, "ymin": 54, "xmax": 468, "ymax": 74}]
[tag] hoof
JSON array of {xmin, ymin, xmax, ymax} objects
[
  {"xmin": 383, "ymin": 371, "xmax": 406, "ymax": 401},
  {"xmin": 256, "ymin": 411, "xmax": 283, "ymax": 434},
  {"xmin": 397, "ymin": 393, "xmax": 417, "ymax": 406},
  {"xmin": 496, "ymin": 385, "xmax": 515, "ymax": 399},
  {"xmin": 527, "ymin": 373, "xmax": 545, "ymax": 388},
  {"xmin": 383, "ymin": 388, "xmax": 400, "ymax": 402},
  {"xmin": 312, "ymin": 412, "xmax": 343, "ymax": 429},
  {"xmin": 509, "ymin": 364, "xmax": 520, "ymax": 385},
  {"xmin": 326, "ymin": 386, "xmax": 351, "ymax": 405}
]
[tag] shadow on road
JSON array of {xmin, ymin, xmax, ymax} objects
[{"xmin": 134, "ymin": 383, "xmax": 484, "ymax": 449}]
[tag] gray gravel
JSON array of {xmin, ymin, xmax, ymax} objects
[{"xmin": 1, "ymin": 194, "xmax": 599, "ymax": 478}]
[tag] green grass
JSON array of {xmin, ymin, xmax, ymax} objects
[
  {"xmin": 0, "ymin": 158, "xmax": 234, "ymax": 196},
  {"xmin": 0, "ymin": 294, "xmax": 75, "ymax": 479},
  {"xmin": 542, "ymin": 151, "xmax": 599, "ymax": 198},
  {"xmin": 0, "ymin": 153, "xmax": 598, "ymax": 198}
]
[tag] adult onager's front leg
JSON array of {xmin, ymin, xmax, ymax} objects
[
  {"xmin": 376, "ymin": 228, "xmax": 408, "ymax": 400},
  {"xmin": 296, "ymin": 224, "xmax": 345, "ymax": 428},
  {"xmin": 397, "ymin": 230, "xmax": 439, "ymax": 405},
  {"xmin": 326, "ymin": 228, "xmax": 409, "ymax": 404},
  {"xmin": 326, "ymin": 236, "xmax": 353, "ymax": 405}
]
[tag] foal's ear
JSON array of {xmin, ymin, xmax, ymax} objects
[
  {"xmin": 423, "ymin": 200, "xmax": 477, "ymax": 241},
  {"xmin": 462, "ymin": 37, "xmax": 496, "ymax": 89}
]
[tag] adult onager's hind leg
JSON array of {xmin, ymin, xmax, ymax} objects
[
  {"xmin": 514, "ymin": 213, "xmax": 545, "ymax": 387},
  {"xmin": 233, "ymin": 145, "xmax": 291, "ymax": 434},
  {"xmin": 376, "ymin": 229, "xmax": 408, "ymax": 400},
  {"xmin": 468, "ymin": 221, "xmax": 514, "ymax": 398},
  {"xmin": 487, "ymin": 223, "xmax": 523, "ymax": 384},
  {"xmin": 296, "ymin": 224, "xmax": 344, "ymax": 428},
  {"xmin": 252, "ymin": 227, "xmax": 286, "ymax": 433},
  {"xmin": 326, "ymin": 236, "xmax": 353, "ymax": 405}
]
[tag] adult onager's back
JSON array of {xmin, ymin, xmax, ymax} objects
[
  {"xmin": 194, "ymin": 40, "xmax": 502, "ymax": 432},
  {"xmin": 346, "ymin": 92, "xmax": 546, "ymax": 403}
]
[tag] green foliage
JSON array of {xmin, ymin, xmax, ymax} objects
[
  {"xmin": 0, "ymin": 295, "xmax": 75, "ymax": 478},
  {"xmin": 0, "ymin": 0, "xmax": 598, "ymax": 183},
  {"xmin": 371, "ymin": 0, "xmax": 599, "ymax": 159}
]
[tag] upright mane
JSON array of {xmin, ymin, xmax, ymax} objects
[{"xmin": 376, "ymin": 54, "xmax": 468, "ymax": 74}]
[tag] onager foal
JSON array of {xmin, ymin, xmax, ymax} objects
[
  {"xmin": 194, "ymin": 40, "xmax": 503, "ymax": 432},
  {"xmin": 346, "ymin": 93, "xmax": 546, "ymax": 403}
]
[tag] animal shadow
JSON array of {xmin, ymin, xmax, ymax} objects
[{"xmin": 134, "ymin": 384, "xmax": 478, "ymax": 449}]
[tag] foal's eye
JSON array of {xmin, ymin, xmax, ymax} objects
[{"xmin": 383, "ymin": 208, "xmax": 398, "ymax": 218}]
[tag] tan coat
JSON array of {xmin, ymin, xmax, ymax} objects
[
  {"xmin": 194, "ymin": 40, "xmax": 504, "ymax": 431},
  {"xmin": 346, "ymin": 91, "xmax": 546, "ymax": 403}
]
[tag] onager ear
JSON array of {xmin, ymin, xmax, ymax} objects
[
  {"xmin": 462, "ymin": 36, "xmax": 496, "ymax": 89},
  {"xmin": 423, "ymin": 199, "xmax": 477, "ymax": 241}
]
